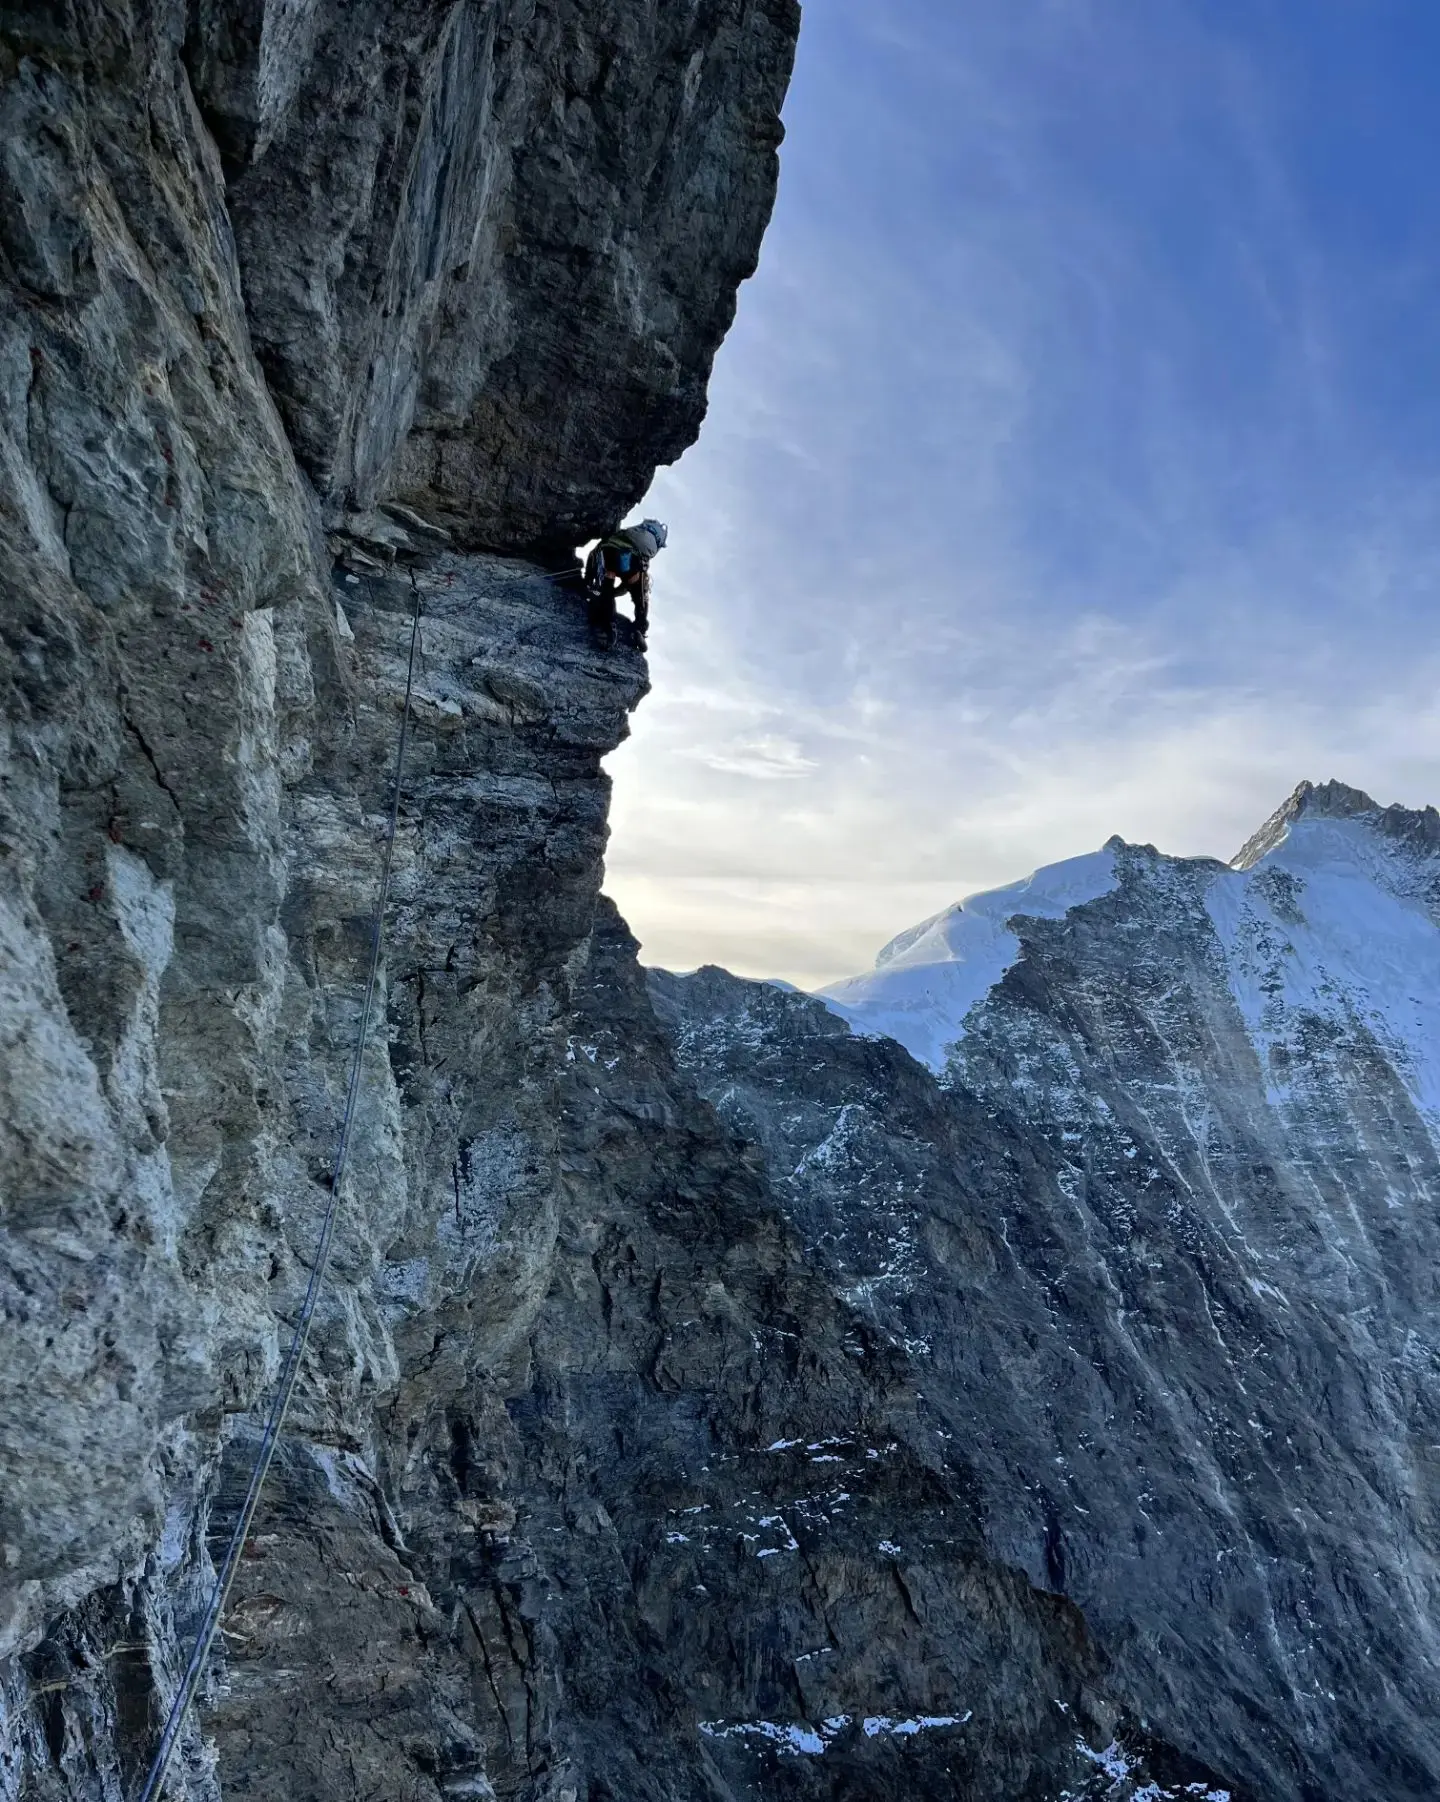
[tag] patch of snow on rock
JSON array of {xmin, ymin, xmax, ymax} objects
[
  {"xmin": 698, "ymin": 1718, "xmax": 839, "ymax": 1756},
  {"xmin": 862, "ymin": 1712, "xmax": 970, "ymax": 1737}
]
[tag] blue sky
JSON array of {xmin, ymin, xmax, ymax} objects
[{"xmin": 604, "ymin": 0, "xmax": 1440, "ymax": 984}]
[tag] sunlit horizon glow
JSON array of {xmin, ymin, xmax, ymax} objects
[{"xmin": 603, "ymin": 0, "xmax": 1440, "ymax": 988}]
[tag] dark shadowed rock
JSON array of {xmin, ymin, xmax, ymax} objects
[{"xmin": 651, "ymin": 798, "xmax": 1440, "ymax": 1802}]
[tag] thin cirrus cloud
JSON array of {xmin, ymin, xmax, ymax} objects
[
  {"xmin": 603, "ymin": 0, "xmax": 1440, "ymax": 987},
  {"xmin": 688, "ymin": 734, "xmax": 820, "ymax": 781}
]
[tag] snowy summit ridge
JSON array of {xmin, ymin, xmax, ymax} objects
[{"xmin": 819, "ymin": 780, "xmax": 1440, "ymax": 1107}]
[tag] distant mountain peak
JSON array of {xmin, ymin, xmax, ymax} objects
[{"xmin": 1231, "ymin": 779, "xmax": 1440, "ymax": 870}]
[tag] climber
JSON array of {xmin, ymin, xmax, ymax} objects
[{"xmin": 584, "ymin": 518, "xmax": 667, "ymax": 649}]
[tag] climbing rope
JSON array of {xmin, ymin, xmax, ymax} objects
[{"xmin": 135, "ymin": 577, "xmax": 424, "ymax": 1802}]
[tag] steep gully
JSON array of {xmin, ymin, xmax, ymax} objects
[{"xmin": 0, "ymin": 5, "xmax": 1396, "ymax": 1801}]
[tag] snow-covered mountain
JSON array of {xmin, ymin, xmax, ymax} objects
[
  {"xmin": 650, "ymin": 780, "xmax": 1440, "ymax": 1802},
  {"xmin": 821, "ymin": 781, "xmax": 1440, "ymax": 1127}
]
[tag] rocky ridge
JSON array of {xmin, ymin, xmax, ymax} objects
[
  {"xmin": 0, "ymin": 5, "xmax": 1227, "ymax": 1800},
  {"xmin": 652, "ymin": 780, "xmax": 1440, "ymax": 1802}
]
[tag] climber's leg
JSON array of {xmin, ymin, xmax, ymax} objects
[{"xmin": 588, "ymin": 581, "xmax": 616, "ymax": 645}]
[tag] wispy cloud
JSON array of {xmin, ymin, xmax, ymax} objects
[{"xmin": 687, "ymin": 735, "xmax": 820, "ymax": 780}]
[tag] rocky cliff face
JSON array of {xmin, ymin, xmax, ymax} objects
[
  {"xmin": 0, "ymin": 6, "xmax": 1229, "ymax": 1801},
  {"xmin": 652, "ymin": 781, "xmax": 1440, "ymax": 1802}
]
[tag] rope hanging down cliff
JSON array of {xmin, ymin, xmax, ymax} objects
[{"xmin": 135, "ymin": 578, "xmax": 424, "ymax": 1802}]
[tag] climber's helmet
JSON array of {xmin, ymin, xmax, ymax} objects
[{"xmin": 639, "ymin": 518, "xmax": 668, "ymax": 551}]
